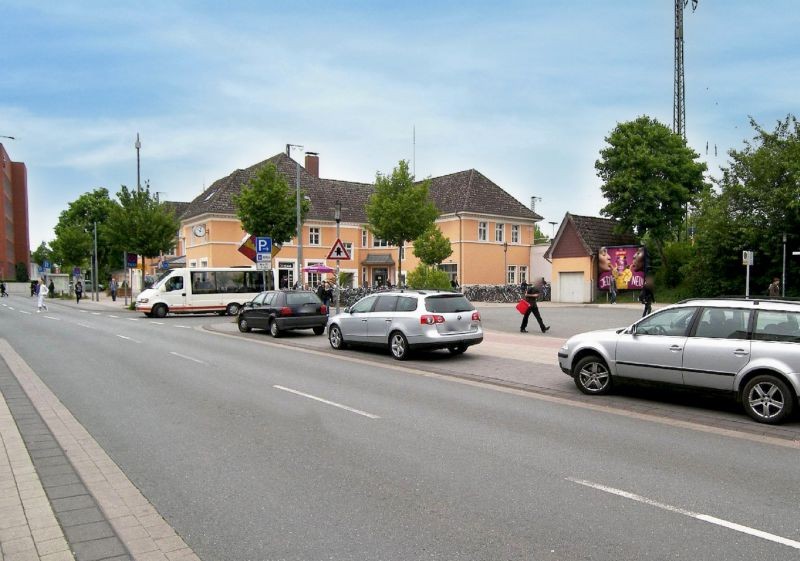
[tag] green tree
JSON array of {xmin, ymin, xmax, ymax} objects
[
  {"xmin": 412, "ymin": 226, "xmax": 452, "ymax": 266},
  {"xmin": 51, "ymin": 188, "xmax": 117, "ymax": 278},
  {"xmin": 366, "ymin": 160, "xmax": 439, "ymax": 284},
  {"xmin": 685, "ymin": 115, "xmax": 800, "ymax": 296},
  {"xmin": 233, "ymin": 163, "xmax": 309, "ymax": 245},
  {"xmin": 406, "ymin": 264, "xmax": 451, "ymax": 290},
  {"xmin": 15, "ymin": 262, "xmax": 29, "ymax": 282},
  {"xmin": 31, "ymin": 242, "xmax": 51, "ymax": 267},
  {"xmin": 595, "ymin": 115, "xmax": 707, "ymax": 268},
  {"xmin": 105, "ymin": 186, "xmax": 180, "ymax": 285}
]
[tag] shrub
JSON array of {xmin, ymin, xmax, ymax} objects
[{"xmin": 406, "ymin": 265, "xmax": 451, "ymax": 290}]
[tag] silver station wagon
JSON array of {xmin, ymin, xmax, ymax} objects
[
  {"xmin": 327, "ymin": 291, "xmax": 483, "ymax": 360},
  {"xmin": 558, "ymin": 298, "xmax": 800, "ymax": 424}
]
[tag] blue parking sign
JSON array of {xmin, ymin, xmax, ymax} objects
[{"xmin": 255, "ymin": 237, "xmax": 272, "ymax": 253}]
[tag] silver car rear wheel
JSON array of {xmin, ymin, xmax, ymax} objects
[
  {"xmin": 743, "ymin": 375, "xmax": 794, "ymax": 424},
  {"xmin": 389, "ymin": 331, "xmax": 410, "ymax": 361},
  {"xmin": 574, "ymin": 355, "xmax": 612, "ymax": 395}
]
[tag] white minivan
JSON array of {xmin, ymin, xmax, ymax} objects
[{"xmin": 135, "ymin": 267, "xmax": 272, "ymax": 318}]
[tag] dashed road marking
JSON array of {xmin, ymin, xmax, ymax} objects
[
  {"xmin": 116, "ymin": 334, "xmax": 141, "ymax": 343},
  {"xmin": 127, "ymin": 318, "xmax": 138, "ymax": 321},
  {"xmin": 43, "ymin": 316, "xmax": 60, "ymax": 321},
  {"xmin": 273, "ymin": 385, "xmax": 380, "ymax": 419},
  {"xmin": 18, "ymin": 310, "xmax": 29, "ymax": 315},
  {"xmin": 175, "ymin": 325, "xmax": 191, "ymax": 329},
  {"xmin": 169, "ymin": 352, "xmax": 206, "ymax": 364},
  {"xmin": 566, "ymin": 477, "xmax": 800, "ymax": 550},
  {"xmin": 108, "ymin": 315, "xmax": 119, "ymax": 318},
  {"xmin": 152, "ymin": 321, "xmax": 164, "ymax": 325}
]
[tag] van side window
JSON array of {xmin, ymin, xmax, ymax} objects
[{"xmin": 165, "ymin": 277, "xmax": 184, "ymax": 292}]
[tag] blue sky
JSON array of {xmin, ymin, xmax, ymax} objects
[{"xmin": 2, "ymin": 1, "xmax": 798, "ymax": 247}]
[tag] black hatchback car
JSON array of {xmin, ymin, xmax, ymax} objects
[{"xmin": 237, "ymin": 290, "xmax": 328, "ymax": 337}]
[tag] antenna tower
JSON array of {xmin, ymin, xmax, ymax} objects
[{"xmin": 674, "ymin": 0, "xmax": 698, "ymax": 140}]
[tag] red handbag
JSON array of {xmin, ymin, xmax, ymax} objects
[{"xmin": 516, "ymin": 299, "xmax": 530, "ymax": 314}]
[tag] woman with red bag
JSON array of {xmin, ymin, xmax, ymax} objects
[{"xmin": 519, "ymin": 280, "xmax": 550, "ymax": 333}]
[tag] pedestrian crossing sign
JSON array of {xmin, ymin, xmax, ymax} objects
[{"xmin": 327, "ymin": 238, "xmax": 351, "ymax": 260}]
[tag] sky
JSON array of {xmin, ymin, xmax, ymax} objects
[{"xmin": 2, "ymin": 1, "xmax": 799, "ymax": 248}]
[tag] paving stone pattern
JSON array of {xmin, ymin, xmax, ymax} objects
[{"xmin": 0, "ymin": 359, "xmax": 132, "ymax": 561}]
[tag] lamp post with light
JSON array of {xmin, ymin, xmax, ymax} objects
[
  {"xmin": 286, "ymin": 144, "xmax": 304, "ymax": 288},
  {"xmin": 503, "ymin": 241, "xmax": 508, "ymax": 284},
  {"xmin": 335, "ymin": 202, "xmax": 342, "ymax": 314},
  {"xmin": 135, "ymin": 134, "xmax": 141, "ymax": 191}
]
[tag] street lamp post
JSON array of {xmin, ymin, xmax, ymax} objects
[
  {"xmin": 782, "ymin": 233, "xmax": 787, "ymax": 297},
  {"xmin": 335, "ymin": 202, "xmax": 342, "ymax": 315},
  {"xmin": 503, "ymin": 241, "xmax": 508, "ymax": 284},
  {"xmin": 548, "ymin": 221, "xmax": 558, "ymax": 239},
  {"xmin": 286, "ymin": 144, "xmax": 304, "ymax": 288},
  {"xmin": 93, "ymin": 222, "xmax": 98, "ymax": 302}
]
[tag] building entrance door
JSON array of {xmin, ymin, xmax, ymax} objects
[
  {"xmin": 278, "ymin": 264, "xmax": 294, "ymax": 289},
  {"xmin": 372, "ymin": 267, "xmax": 388, "ymax": 288}
]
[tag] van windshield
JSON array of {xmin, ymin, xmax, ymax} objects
[{"xmin": 153, "ymin": 270, "xmax": 175, "ymax": 289}]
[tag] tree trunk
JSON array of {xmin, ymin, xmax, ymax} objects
[{"xmin": 398, "ymin": 240, "xmax": 403, "ymax": 287}]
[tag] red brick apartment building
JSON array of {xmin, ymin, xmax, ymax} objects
[{"xmin": 0, "ymin": 143, "xmax": 30, "ymax": 279}]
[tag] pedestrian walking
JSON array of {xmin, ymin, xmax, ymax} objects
[
  {"xmin": 608, "ymin": 278, "xmax": 617, "ymax": 304},
  {"xmin": 768, "ymin": 277, "xmax": 781, "ymax": 298},
  {"xmin": 75, "ymin": 280, "xmax": 83, "ymax": 304},
  {"xmin": 30, "ymin": 279, "xmax": 37, "ymax": 297},
  {"xmin": 110, "ymin": 277, "xmax": 118, "ymax": 302},
  {"xmin": 48, "ymin": 279, "xmax": 55, "ymax": 298},
  {"xmin": 0, "ymin": 281, "xmax": 7, "ymax": 297},
  {"xmin": 520, "ymin": 280, "xmax": 550, "ymax": 334},
  {"xmin": 36, "ymin": 279, "xmax": 48, "ymax": 312},
  {"xmin": 639, "ymin": 276, "xmax": 655, "ymax": 317}
]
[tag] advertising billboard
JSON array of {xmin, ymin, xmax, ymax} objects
[{"xmin": 598, "ymin": 245, "xmax": 646, "ymax": 291}]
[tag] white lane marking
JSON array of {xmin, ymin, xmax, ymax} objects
[
  {"xmin": 91, "ymin": 312, "xmax": 101, "ymax": 315},
  {"xmin": 169, "ymin": 352, "xmax": 206, "ymax": 364},
  {"xmin": 152, "ymin": 321, "xmax": 164, "ymax": 325},
  {"xmin": 80, "ymin": 310, "xmax": 88, "ymax": 313},
  {"xmin": 9, "ymin": 307, "xmax": 15, "ymax": 310},
  {"xmin": 18, "ymin": 310, "xmax": 30, "ymax": 315},
  {"xmin": 127, "ymin": 318, "xmax": 139, "ymax": 321},
  {"xmin": 566, "ymin": 478, "xmax": 800, "ymax": 550},
  {"xmin": 175, "ymin": 325, "xmax": 191, "ymax": 329},
  {"xmin": 77, "ymin": 322, "xmax": 95, "ymax": 329},
  {"xmin": 43, "ymin": 316, "xmax": 60, "ymax": 321},
  {"xmin": 116, "ymin": 334, "xmax": 141, "ymax": 343},
  {"xmin": 108, "ymin": 315, "xmax": 119, "ymax": 318},
  {"xmin": 273, "ymin": 385, "xmax": 380, "ymax": 419}
]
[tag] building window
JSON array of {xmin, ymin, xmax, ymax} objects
[
  {"xmin": 361, "ymin": 228, "xmax": 368, "ymax": 247},
  {"xmin": 307, "ymin": 261, "xmax": 323, "ymax": 287},
  {"xmin": 478, "ymin": 222, "xmax": 487, "ymax": 241},
  {"xmin": 495, "ymin": 223, "xmax": 504, "ymax": 242},
  {"xmin": 189, "ymin": 260, "xmax": 197, "ymax": 268},
  {"xmin": 511, "ymin": 225, "xmax": 520, "ymax": 244},
  {"xmin": 344, "ymin": 242, "xmax": 353, "ymax": 257},
  {"xmin": 507, "ymin": 265, "xmax": 516, "ymax": 285},
  {"xmin": 309, "ymin": 227, "xmax": 320, "ymax": 245},
  {"xmin": 518, "ymin": 265, "xmax": 528, "ymax": 284},
  {"xmin": 362, "ymin": 267, "xmax": 367, "ymax": 287},
  {"xmin": 438, "ymin": 263, "xmax": 458, "ymax": 283},
  {"xmin": 199, "ymin": 259, "xmax": 208, "ymax": 268},
  {"xmin": 373, "ymin": 237, "xmax": 389, "ymax": 247}
]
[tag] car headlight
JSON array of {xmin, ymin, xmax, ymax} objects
[
  {"xmin": 137, "ymin": 298, "xmax": 149, "ymax": 304},
  {"xmin": 559, "ymin": 343, "xmax": 568, "ymax": 353}
]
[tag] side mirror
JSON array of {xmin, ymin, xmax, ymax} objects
[{"xmin": 343, "ymin": 307, "xmax": 351, "ymax": 314}]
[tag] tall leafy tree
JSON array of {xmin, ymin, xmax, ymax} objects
[
  {"xmin": 595, "ymin": 116, "xmax": 707, "ymax": 267},
  {"xmin": 685, "ymin": 115, "xmax": 800, "ymax": 296},
  {"xmin": 412, "ymin": 225, "xmax": 452, "ymax": 266},
  {"xmin": 366, "ymin": 160, "xmax": 439, "ymax": 284},
  {"xmin": 51, "ymin": 188, "xmax": 117, "ymax": 277},
  {"xmin": 31, "ymin": 242, "xmax": 51, "ymax": 267},
  {"xmin": 233, "ymin": 163, "xmax": 310, "ymax": 246},
  {"xmin": 105, "ymin": 186, "xmax": 180, "ymax": 284}
]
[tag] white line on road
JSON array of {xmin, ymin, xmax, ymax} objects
[
  {"xmin": 18, "ymin": 310, "xmax": 29, "ymax": 315},
  {"xmin": 169, "ymin": 351, "xmax": 206, "ymax": 364},
  {"xmin": 127, "ymin": 318, "xmax": 138, "ymax": 321},
  {"xmin": 108, "ymin": 315, "xmax": 119, "ymax": 318},
  {"xmin": 273, "ymin": 385, "xmax": 380, "ymax": 419},
  {"xmin": 566, "ymin": 477, "xmax": 800, "ymax": 550},
  {"xmin": 91, "ymin": 312, "xmax": 101, "ymax": 315},
  {"xmin": 77, "ymin": 322, "xmax": 95, "ymax": 329},
  {"xmin": 152, "ymin": 321, "xmax": 164, "ymax": 325},
  {"xmin": 175, "ymin": 325, "xmax": 191, "ymax": 329},
  {"xmin": 80, "ymin": 310, "xmax": 88, "ymax": 313},
  {"xmin": 43, "ymin": 316, "xmax": 60, "ymax": 321},
  {"xmin": 116, "ymin": 334, "xmax": 141, "ymax": 343}
]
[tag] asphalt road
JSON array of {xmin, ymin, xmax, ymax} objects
[{"xmin": 2, "ymin": 295, "xmax": 799, "ymax": 560}]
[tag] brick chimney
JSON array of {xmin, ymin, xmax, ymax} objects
[{"xmin": 304, "ymin": 152, "xmax": 319, "ymax": 178}]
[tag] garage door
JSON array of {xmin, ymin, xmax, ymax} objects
[{"xmin": 559, "ymin": 272, "xmax": 584, "ymax": 303}]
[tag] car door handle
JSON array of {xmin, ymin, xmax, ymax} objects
[
  {"xmin": 385, "ymin": 319, "xmax": 392, "ymax": 323},
  {"xmin": 733, "ymin": 349, "xmax": 750, "ymax": 357},
  {"xmin": 669, "ymin": 345, "xmax": 683, "ymax": 352},
  {"xmin": 361, "ymin": 319, "xmax": 367, "ymax": 323}
]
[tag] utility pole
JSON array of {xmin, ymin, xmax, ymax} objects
[
  {"xmin": 135, "ymin": 134, "xmax": 141, "ymax": 191},
  {"xmin": 674, "ymin": 0, "xmax": 698, "ymax": 140},
  {"xmin": 286, "ymin": 144, "xmax": 304, "ymax": 288}
]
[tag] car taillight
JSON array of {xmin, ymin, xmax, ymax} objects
[
  {"xmin": 420, "ymin": 314, "xmax": 445, "ymax": 325},
  {"xmin": 472, "ymin": 311, "xmax": 481, "ymax": 321},
  {"xmin": 280, "ymin": 307, "xmax": 293, "ymax": 317},
  {"xmin": 320, "ymin": 305, "xmax": 327, "ymax": 314}
]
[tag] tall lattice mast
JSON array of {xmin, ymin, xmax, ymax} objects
[{"xmin": 674, "ymin": 0, "xmax": 698, "ymax": 140}]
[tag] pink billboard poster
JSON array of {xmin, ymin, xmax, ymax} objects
[{"xmin": 598, "ymin": 246, "xmax": 646, "ymax": 291}]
